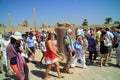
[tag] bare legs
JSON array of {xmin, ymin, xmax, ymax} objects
[
  {"xmin": 40, "ymin": 54, "xmax": 45, "ymax": 64},
  {"xmin": 44, "ymin": 64, "xmax": 52, "ymax": 80},
  {"xmin": 54, "ymin": 61, "xmax": 63, "ymax": 77},
  {"xmin": 28, "ymin": 53, "xmax": 35, "ymax": 61},
  {"xmin": 63, "ymin": 52, "xmax": 73, "ymax": 74},
  {"xmin": 100, "ymin": 54, "xmax": 109, "ymax": 67},
  {"xmin": 44, "ymin": 61, "xmax": 63, "ymax": 80}
]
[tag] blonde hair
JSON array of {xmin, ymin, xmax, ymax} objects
[{"xmin": 47, "ymin": 32, "xmax": 54, "ymax": 40}]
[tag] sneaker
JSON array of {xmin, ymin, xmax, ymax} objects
[
  {"xmin": 104, "ymin": 64, "xmax": 109, "ymax": 67},
  {"xmin": 83, "ymin": 66, "xmax": 88, "ymax": 69},
  {"xmin": 100, "ymin": 65, "xmax": 103, "ymax": 67}
]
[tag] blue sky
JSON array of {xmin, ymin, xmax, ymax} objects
[{"xmin": 0, "ymin": 0, "xmax": 120, "ymax": 27}]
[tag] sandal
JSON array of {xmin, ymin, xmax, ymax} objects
[
  {"xmin": 58, "ymin": 76, "xmax": 64, "ymax": 78},
  {"xmin": 63, "ymin": 68, "xmax": 73, "ymax": 74},
  {"xmin": 44, "ymin": 77, "xmax": 52, "ymax": 80},
  {"xmin": 63, "ymin": 68, "xmax": 66, "ymax": 70},
  {"xmin": 67, "ymin": 71, "xmax": 73, "ymax": 74}
]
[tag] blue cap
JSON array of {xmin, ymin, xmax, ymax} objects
[{"xmin": 4, "ymin": 33, "xmax": 10, "ymax": 38}]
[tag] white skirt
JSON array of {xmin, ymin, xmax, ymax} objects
[{"xmin": 46, "ymin": 58, "xmax": 58, "ymax": 64}]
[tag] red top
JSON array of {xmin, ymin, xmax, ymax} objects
[{"xmin": 45, "ymin": 43, "xmax": 57, "ymax": 60}]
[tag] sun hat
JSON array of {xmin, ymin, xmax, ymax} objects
[
  {"xmin": 76, "ymin": 29, "xmax": 83, "ymax": 36},
  {"xmin": 10, "ymin": 32, "xmax": 22, "ymax": 40},
  {"xmin": 20, "ymin": 31, "xmax": 26, "ymax": 35},
  {"xmin": 66, "ymin": 29, "xmax": 72, "ymax": 35}
]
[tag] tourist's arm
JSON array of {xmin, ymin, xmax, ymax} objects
[
  {"xmin": 19, "ymin": 47, "xmax": 27, "ymax": 53},
  {"xmin": 47, "ymin": 40, "xmax": 63, "ymax": 60},
  {"xmin": 104, "ymin": 36, "xmax": 109, "ymax": 44},
  {"xmin": 78, "ymin": 36, "xmax": 83, "ymax": 46},
  {"xmin": 7, "ymin": 59, "xmax": 13, "ymax": 75}
]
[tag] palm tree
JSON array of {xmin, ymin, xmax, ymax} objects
[
  {"xmin": 82, "ymin": 19, "xmax": 88, "ymax": 26},
  {"xmin": 105, "ymin": 17, "xmax": 112, "ymax": 24}
]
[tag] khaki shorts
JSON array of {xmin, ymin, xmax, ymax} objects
[
  {"xmin": 66, "ymin": 57, "xmax": 73, "ymax": 64},
  {"xmin": 107, "ymin": 46, "xmax": 112, "ymax": 54}
]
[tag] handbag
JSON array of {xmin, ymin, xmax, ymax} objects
[
  {"xmin": 104, "ymin": 40, "xmax": 112, "ymax": 46},
  {"xmin": 114, "ymin": 40, "xmax": 120, "ymax": 48},
  {"xmin": 74, "ymin": 41, "xmax": 82, "ymax": 50}
]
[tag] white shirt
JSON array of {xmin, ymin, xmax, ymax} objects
[
  {"xmin": 1, "ymin": 38, "xmax": 10, "ymax": 51},
  {"xmin": 106, "ymin": 31, "xmax": 114, "ymax": 43},
  {"xmin": 40, "ymin": 41, "xmax": 46, "ymax": 52},
  {"xmin": 21, "ymin": 41, "xmax": 28, "ymax": 58}
]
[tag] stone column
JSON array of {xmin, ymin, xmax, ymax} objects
[
  {"xmin": 33, "ymin": 8, "xmax": 36, "ymax": 31},
  {"xmin": 55, "ymin": 27, "xmax": 76, "ymax": 54},
  {"xmin": 8, "ymin": 13, "xmax": 11, "ymax": 28}
]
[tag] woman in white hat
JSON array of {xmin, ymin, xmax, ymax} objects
[
  {"xmin": 71, "ymin": 30, "xmax": 87, "ymax": 68},
  {"xmin": 6, "ymin": 32, "xmax": 30, "ymax": 80}
]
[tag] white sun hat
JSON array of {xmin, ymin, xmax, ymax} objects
[
  {"xmin": 11, "ymin": 32, "xmax": 22, "ymax": 40},
  {"xmin": 77, "ymin": 29, "xmax": 82, "ymax": 36}
]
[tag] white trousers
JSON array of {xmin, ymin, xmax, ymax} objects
[
  {"xmin": 71, "ymin": 50, "xmax": 87, "ymax": 67},
  {"xmin": 3, "ymin": 51, "xmax": 7, "ymax": 66}
]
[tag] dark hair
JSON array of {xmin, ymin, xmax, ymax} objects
[
  {"xmin": 29, "ymin": 32, "xmax": 33, "ymax": 36},
  {"xmin": 76, "ymin": 35, "xmax": 80, "ymax": 40},
  {"xmin": 10, "ymin": 37, "xmax": 16, "ymax": 44},
  {"xmin": 101, "ymin": 30, "xmax": 106, "ymax": 37},
  {"xmin": 10, "ymin": 37, "xmax": 21, "ymax": 47},
  {"xmin": 105, "ymin": 28, "xmax": 110, "ymax": 31},
  {"xmin": 42, "ymin": 31, "xmax": 45, "ymax": 33}
]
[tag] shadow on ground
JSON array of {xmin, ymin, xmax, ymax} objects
[
  {"xmin": 31, "ymin": 70, "xmax": 45, "ymax": 79},
  {"xmin": 31, "ymin": 70, "xmax": 60, "ymax": 79},
  {"xmin": 3, "ymin": 75, "xmax": 17, "ymax": 80}
]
